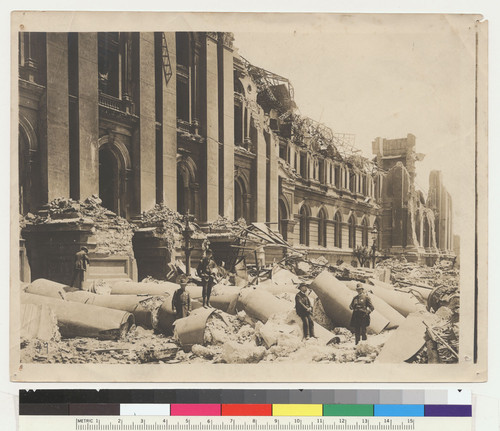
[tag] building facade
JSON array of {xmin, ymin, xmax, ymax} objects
[{"xmin": 18, "ymin": 31, "xmax": 454, "ymax": 270}]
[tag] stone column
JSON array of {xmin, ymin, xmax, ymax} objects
[
  {"xmin": 137, "ymin": 33, "xmax": 156, "ymax": 213},
  {"xmin": 77, "ymin": 33, "xmax": 99, "ymax": 200},
  {"xmin": 268, "ymin": 134, "xmax": 279, "ymax": 224},
  {"xmin": 221, "ymin": 36, "xmax": 234, "ymax": 218},
  {"xmin": 255, "ymin": 127, "xmax": 267, "ymax": 221},
  {"xmin": 205, "ymin": 33, "xmax": 219, "ymax": 221},
  {"xmin": 162, "ymin": 32, "xmax": 178, "ymax": 209},
  {"xmin": 40, "ymin": 33, "xmax": 70, "ymax": 202}
]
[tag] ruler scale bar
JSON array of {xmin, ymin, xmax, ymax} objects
[{"xmin": 19, "ymin": 416, "xmax": 472, "ymax": 431}]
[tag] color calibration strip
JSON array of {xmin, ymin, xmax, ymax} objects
[{"xmin": 20, "ymin": 403, "xmax": 472, "ymax": 417}]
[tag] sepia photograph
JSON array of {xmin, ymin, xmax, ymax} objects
[{"xmin": 11, "ymin": 12, "xmax": 487, "ymax": 382}]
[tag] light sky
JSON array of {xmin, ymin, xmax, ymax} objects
[{"xmin": 233, "ymin": 15, "xmax": 478, "ymax": 230}]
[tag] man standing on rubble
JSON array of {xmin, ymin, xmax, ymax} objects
[
  {"xmin": 295, "ymin": 283, "xmax": 315, "ymax": 340},
  {"xmin": 197, "ymin": 249, "xmax": 217, "ymax": 308},
  {"xmin": 349, "ymin": 284, "xmax": 374, "ymax": 345},
  {"xmin": 72, "ymin": 246, "xmax": 90, "ymax": 290},
  {"xmin": 172, "ymin": 275, "xmax": 191, "ymax": 319}
]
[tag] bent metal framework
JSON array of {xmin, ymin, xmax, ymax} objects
[{"xmin": 11, "ymin": 12, "xmax": 487, "ymax": 382}]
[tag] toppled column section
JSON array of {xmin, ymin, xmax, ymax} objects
[
  {"xmin": 363, "ymin": 281, "xmax": 420, "ymax": 317},
  {"xmin": 21, "ymin": 293, "xmax": 134, "ymax": 340},
  {"xmin": 20, "ymin": 303, "xmax": 61, "ymax": 341},
  {"xmin": 173, "ymin": 307, "xmax": 217, "ymax": 350},
  {"xmin": 310, "ymin": 271, "xmax": 389, "ymax": 334},
  {"xmin": 24, "ymin": 278, "xmax": 75, "ymax": 300},
  {"xmin": 345, "ymin": 281, "xmax": 406, "ymax": 329},
  {"xmin": 64, "ymin": 290, "xmax": 164, "ymax": 329},
  {"xmin": 236, "ymin": 289, "xmax": 293, "ymax": 323}
]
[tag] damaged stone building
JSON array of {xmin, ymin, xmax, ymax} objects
[{"xmin": 18, "ymin": 31, "xmax": 455, "ymax": 283}]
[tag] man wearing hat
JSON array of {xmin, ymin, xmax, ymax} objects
[
  {"xmin": 71, "ymin": 246, "xmax": 90, "ymax": 290},
  {"xmin": 295, "ymin": 283, "xmax": 315, "ymax": 340},
  {"xmin": 172, "ymin": 275, "xmax": 191, "ymax": 320},
  {"xmin": 197, "ymin": 249, "xmax": 217, "ymax": 308},
  {"xmin": 349, "ymin": 283, "xmax": 374, "ymax": 345}
]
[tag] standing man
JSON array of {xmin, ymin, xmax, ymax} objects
[
  {"xmin": 295, "ymin": 283, "xmax": 315, "ymax": 340},
  {"xmin": 72, "ymin": 246, "xmax": 90, "ymax": 290},
  {"xmin": 172, "ymin": 275, "xmax": 191, "ymax": 320},
  {"xmin": 349, "ymin": 284, "xmax": 374, "ymax": 345},
  {"xmin": 197, "ymin": 249, "xmax": 217, "ymax": 308}
]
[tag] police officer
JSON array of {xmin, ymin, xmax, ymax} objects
[{"xmin": 349, "ymin": 283, "xmax": 374, "ymax": 345}]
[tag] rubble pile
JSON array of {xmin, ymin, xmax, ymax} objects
[
  {"xmin": 208, "ymin": 215, "xmax": 247, "ymax": 235},
  {"xmin": 20, "ymin": 245, "xmax": 460, "ymax": 365},
  {"xmin": 22, "ymin": 195, "xmax": 135, "ymax": 256},
  {"xmin": 374, "ymin": 258, "xmax": 460, "ymax": 364},
  {"xmin": 377, "ymin": 258, "xmax": 459, "ymax": 291},
  {"xmin": 137, "ymin": 204, "xmax": 204, "ymax": 250},
  {"xmin": 20, "ymin": 326, "xmax": 179, "ymax": 364}
]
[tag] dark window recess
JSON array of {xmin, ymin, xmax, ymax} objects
[
  {"xmin": 177, "ymin": 80, "xmax": 190, "ymax": 121},
  {"xmin": 269, "ymin": 118, "xmax": 279, "ymax": 131},
  {"xmin": 265, "ymin": 131, "xmax": 271, "ymax": 158},
  {"xmin": 300, "ymin": 153, "xmax": 307, "ymax": 178},
  {"xmin": 319, "ymin": 159, "xmax": 325, "ymax": 184},
  {"xmin": 234, "ymin": 104, "xmax": 243, "ymax": 145},
  {"xmin": 348, "ymin": 216, "xmax": 356, "ymax": 249},
  {"xmin": 279, "ymin": 144, "xmax": 287, "ymax": 160},
  {"xmin": 349, "ymin": 173, "xmax": 356, "ymax": 193},
  {"xmin": 334, "ymin": 213, "xmax": 342, "ymax": 248},
  {"xmin": 98, "ymin": 32, "xmax": 120, "ymax": 97},
  {"xmin": 68, "ymin": 33, "xmax": 79, "ymax": 97},
  {"xmin": 176, "ymin": 33, "xmax": 190, "ymax": 68}
]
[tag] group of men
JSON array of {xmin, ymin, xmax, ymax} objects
[
  {"xmin": 72, "ymin": 246, "xmax": 374, "ymax": 343},
  {"xmin": 295, "ymin": 282, "xmax": 374, "ymax": 344}
]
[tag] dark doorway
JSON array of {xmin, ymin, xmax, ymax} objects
[{"xmin": 99, "ymin": 147, "xmax": 120, "ymax": 215}]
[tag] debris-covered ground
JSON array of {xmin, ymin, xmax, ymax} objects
[
  {"xmin": 21, "ymin": 195, "xmax": 134, "ymax": 256},
  {"xmin": 20, "ymin": 250, "xmax": 460, "ymax": 365}
]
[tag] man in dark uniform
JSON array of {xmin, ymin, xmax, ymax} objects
[
  {"xmin": 172, "ymin": 275, "xmax": 191, "ymax": 320},
  {"xmin": 72, "ymin": 246, "xmax": 90, "ymax": 290},
  {"xmin": 295, "ymin": 283, "xmax": 315, "ymax": 340},
  {"xmin": 197, "ymin": 249, "xmax": 217, "ymax": 308},
  {"xmin": 349, "ymin": 283, "xmax": 374, "ymax": 345}
]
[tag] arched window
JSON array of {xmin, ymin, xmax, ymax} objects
[
  {"xmin": 299, "ymin": 205, "xmax": 310, "ymax": 246},
  {"xmin": 334, "ymin": 212, "xmax": 342, "ymax": 248},
  {"xmin": 348, "ymin": 215, "xmax": 356, "ymax": 249},
  {"xmin": 318, "ymin": 208, "xmax": 327, "ymax": 247},
  {"xmin": 361, "ymin": 217, "xmax": 369, "ymax": 247}
]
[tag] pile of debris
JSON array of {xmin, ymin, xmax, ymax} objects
[
  {"xmin": 208, "ymin": 216, "xmax": 247, "ymax": 235},
  {"xmin": 21, "ymin": 195, "xmax": 135, "ymax": 256},
  {"xmin": 372, "ymin": 258, "xmax": 460, "ymax": 364},
  {"xmin": 137, "ymin": 204, "xmax": 201, "ymax": 250},
  {"xmin": 19, "ymin": 236, "xmax": 460, "ymax": 365}
]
